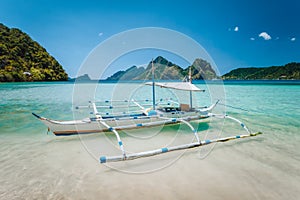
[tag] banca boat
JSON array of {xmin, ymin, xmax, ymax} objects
[{"xmin": 33, "ymin": 67, "xmax": 261, "ymax": 163}]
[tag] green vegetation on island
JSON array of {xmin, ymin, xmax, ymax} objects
[
  {"xmin": 222, "ymin": 62, "xmax": 300, "ymax": 80},
  {"xmin": 0, "ymin": 23, "xmax": 68, "ymax": 82},
  {"xmin": 107, "ymin": 57, "xmax": 300, "ymax": 81},
  {"xmin": 106, "ymin": 56, "xmax": 218, "ymax": 81}
]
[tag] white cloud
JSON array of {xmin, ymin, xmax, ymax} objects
[
  {"xmin": 98, "ymin": 32, "xmax": 103, "ymax": 37},
  {"xmin": 250, "ymin": 37, "xmax": 255, "ymax": 41},
  {"xmin": 228, "ymin": 26, "xmax": 239, "ymax": 32},
  {"xmin": 259, "ymin": 32, "xmax": 271, "ymax": 40},
  {"xmin": 291, "ymin": 37, "xmax": 296, "ymax": 41}
]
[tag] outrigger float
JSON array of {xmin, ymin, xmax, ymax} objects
[{"xmin": 33, "ymin": 63, "xmax": 262, "ymax": 163}]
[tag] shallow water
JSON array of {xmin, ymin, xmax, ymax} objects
[{"xmin": 0, "ymin": 81, "xmax": 299, "ymax": 199}]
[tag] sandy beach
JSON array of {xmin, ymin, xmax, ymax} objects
[{"xmin": 1, "ymin": 129, "xmax": 299, "ymax": 200}]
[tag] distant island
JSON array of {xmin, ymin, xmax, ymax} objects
[
  {"xmin": 106, "ymin": 56, "xmax": 218, "ymax": 81},
  {"xmin": 106, "ymin": 56, "xmax": 300, "ymax": 81},
  {"xmin": 0, "ymin": 23, "xmax": 68, "ymax": 82},
  {"xmin": 222, "ymin": 62, "xmax": 300, "ymax": 80}
]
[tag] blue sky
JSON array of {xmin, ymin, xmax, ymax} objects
[{"xmin": 0, "ymin": 0, "xmax": 299, "ymax": 77}]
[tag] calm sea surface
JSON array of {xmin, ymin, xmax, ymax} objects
[{"xmin": 0, "ymin": 81, "xmax": 299, "ymax": 199}]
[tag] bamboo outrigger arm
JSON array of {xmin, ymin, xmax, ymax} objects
[
  {"xmin": 99, "ymin": 131, "xmax": 262, "ymax": 163},
  {"xmin": 208, "ymin": 113, "xmax": 251, "ymax": 134},
  {"xmin": 91, "ymin": 102, "xmax": 128, "ymax": 159},
  {"xmin": 99, "ymin": 112, "xmax": 261, "ymax": 164}
]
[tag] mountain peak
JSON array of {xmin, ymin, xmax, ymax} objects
[
  {"xmin": 153, "ymin": 56, "xmax": 173, "ymax": 67},
  {"xmin": 106, "ymin": 57, "xmax": 217, "ymax": 81},
  {"xmin": 188, "ymin": 58, "xmax": 217, "ymax": 80}
]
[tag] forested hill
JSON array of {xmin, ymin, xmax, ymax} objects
[
  {"xmin": 222, "ymin": 62, "xmax": 300, "ymax": 80},
  {"xmin": 0, "ymin": 23, "xmax": 68, "ymax": 82}
]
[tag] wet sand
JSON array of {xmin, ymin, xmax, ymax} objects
[{"xmin": 1, "ymin": 131, "xmax": 299, "ymax": 200}]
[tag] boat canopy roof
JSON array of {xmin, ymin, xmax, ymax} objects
[{"xmin": 145, "ymin": 82, "xmax": 205, "ymax": 92}]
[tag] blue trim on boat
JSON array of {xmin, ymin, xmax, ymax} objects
[
  {"xmin": 93, "ymin": 113, "xmax": 145, "ymax": 120},
  {"xmin": 205, "ymin": 140, "xmax": 211, "ymax": 144},
  {"xmin": 161, "ymin": 148, "xmax": 168, "ymax": 153},
  {"xmin": 148, "ymin": 110, "xmax": 157, "ymax": 116},
  {"xmin": 100, "ymin": 156, "xmax": 106, "ymax": 163}
]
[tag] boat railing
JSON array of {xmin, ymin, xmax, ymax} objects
[
  {"xmin": 93, "ymin": 98, "xmax": 176, "ymax": 104},
  {"xmin": 75, "ymin": 98, "xmax": 180, "ymax": 111}
]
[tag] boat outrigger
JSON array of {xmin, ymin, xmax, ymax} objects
[{"xmin": 33, "ymin": 62, "xmax": 262, "ymax": 163}]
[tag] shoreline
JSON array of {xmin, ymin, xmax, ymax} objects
[{"xmin": 1, "ymin": 79, "xmax": 300, "ymax": 85}]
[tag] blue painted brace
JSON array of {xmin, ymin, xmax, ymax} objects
[
  {"xmin": 148, "ymin": 110, "xmax": 157, "ymax": 116},
  {"xmin": 205, "ymin": 140, "xmax": 211, "ymax": 144},
  {"xmin": 100, "ymin": 156, "xmax": 106, "ymax": 163}
]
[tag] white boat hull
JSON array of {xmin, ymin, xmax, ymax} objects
[{"xmin": 33, "ymin": 111, "xmax": 209, "ymax": 136}]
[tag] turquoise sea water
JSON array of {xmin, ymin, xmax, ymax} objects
[{"xmin": 0, "ymin": 81, "xmax": 299, "ymax": 199}]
